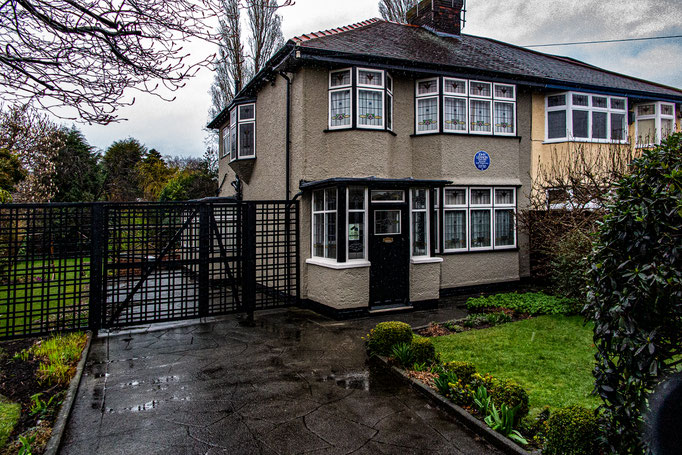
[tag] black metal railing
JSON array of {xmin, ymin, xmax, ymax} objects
[{"xmin": 0, "ymin": 199, "xmax": 299, "ymax": 339}]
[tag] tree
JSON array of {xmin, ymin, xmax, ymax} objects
[
  {"xmin": 102, "ymin": 138, "xmax": 146, "ymax": 201},
  {"xmin": 379, "ymin": 0, "xmax": 416, "ymax": 23},
  {"xmin": 1, "ymin": 0, "xmax": 293, "ymax": 124},
  {"xmin": 136, "ymin": 149, "xmax": 176, "ymax": 201},
  {"xmin": 53, "ymin": 127, "xmax": 105, "ymax": 202},
  {"xmin": 0, "ymin": 104, "xmax": 61, "ymax": 202},
  {"xmin": 247, "ymin": 0, "xmax": 284, "ymax": 76},
  {"xmin": 585, "ymin": 133, "xmax": 682, "ymax": 454},
  {"xmin": 158, "ymin": 154, "xmax": 217, "ymax": 201},
  {"xmin": 0, "ymin": 149, "xmax": 25, "ymax": 193}
]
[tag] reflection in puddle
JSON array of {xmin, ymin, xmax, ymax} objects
[{"xmin": 323, "ymin": 372, "xmax": 370, "ymax": 391}]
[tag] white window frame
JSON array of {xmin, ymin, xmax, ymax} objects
[
  {"xmin": 635, "ymin": 101, "xmax": 677, "ymax": 147},
  {"xmin": 433, "ymin": 189, "xmax": 440, "ymax": 253},
  {"xmin": 415, "ymin": 78, "xmax": 440, "ymax": 135},
  {"xmin": 469, "ymin": 187, "xmax": 494, "ymax": 251},
  {"xmin": 469, "ymin": 80, "xmax": 493, "ymax": 98},
  {"xmin": 346, "ymin": 187, "xmax": 368, "ymax": 262},
  {"xmin": 544, "ymin": 92, "xmax": 628, "ymax": 144},
  {"xmin": 493, "ymin": 187, "xmax": 517, "ymax": 250},
  {"xmin": 229, "ymin": 107, "xmax": 238, "ymax": 162},
  {"xmin": 311, "ymin": 189, "xmax": 338, "ymax": 260},
  {"xmin": 328, "ymin": 68, "xmax": 353, "ymax": 131},
  {"xmin": 221, "ymin": 127, "xmax": 229, "ymax": 159},
  {"xmin": 386, "ymin": 74, "xmax": 394, "ymax": 132},
  {"xmin": 410, "ymin": 188, "xmax": 430, "ymax": 258},
  {"xmin": 444, "ymin": 95, "xmax": 468, "ymax": 134},
  {"xmin": 443, "ymin": 187, "xmax": 468, "ymax": 253},
  {"xmin": 356, "ymin": 67, "xmax": 386, "ymax": 130},
  {"xmin": 227, "ymin": 102, "xmax": 256, "ymax": 160}
]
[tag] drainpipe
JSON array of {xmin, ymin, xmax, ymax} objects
[{"xmin": 279, "ymin": 71, "xmax": 292, "ymax": 201}]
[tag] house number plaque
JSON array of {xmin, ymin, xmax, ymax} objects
[{"xmin": 383, "ymin": 237, "xmax": 394, "ymax": 244}]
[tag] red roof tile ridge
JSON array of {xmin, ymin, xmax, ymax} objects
[{"xmin": 292, "ymin": 18, "xmax": 383, "ymax": 43}]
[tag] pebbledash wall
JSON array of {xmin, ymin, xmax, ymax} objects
[{"xmin": 218, "ymin": 66, "xmax": 533, "ymax": 312}]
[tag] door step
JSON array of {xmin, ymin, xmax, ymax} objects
[{"xmin": 369, "ymin": 305, "xmax": 413, "ymax": 314}]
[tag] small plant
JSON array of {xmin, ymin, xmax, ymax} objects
[
  {"xmin": 391, "ymin": 342, "xmax": 415, "ymax": 367},
  {"xmin": 485, "ymin": 312, "xmax": 512, "ymax": 325},
  {"xmin": 411, "ymin": 337, "xmax": 436, "ymax": 364},
  {"xmin": 430, "ymin": 363, "xmax": 445, "ymax": 375},
  {"xmin": 365, "ymin": 321, "xmax": 413, "ymax": 356},
  {"xmin": 433, "ymin": 370, "xmax": 458, "ymax": 396},
  {"xmin": 461, "ymin": 314, "xmax": 487, "ymax": 328},
  {"xmin": 473, "ymin": 386, "xmax": 492, "ymax": 415},
  {"xmin": 13, "ymin": 350, "xmax": 30, "ymax": 362},
  {"xmin": 412, "ymin": 362, "xmax": 428, "ymax": 372},
  {"xmin": 443, "ymin": 321, "xmax": 464, "ymax": 332},
  {"xmin": 18, "ymin": 434, "xmax": 36, "ymax": 455},
  {"xmin": 29, "ymin": 393, "xmax": 60, "ymax": 417},
  {"xmin": 484, "ymin": 403, "xmax": 528, "ymax": 445}
]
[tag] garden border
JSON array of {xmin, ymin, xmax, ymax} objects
[
  {"xmin": 372, "ymin": 355, "xmax": 533, "ymax": 455},
  {"xmin": 43, "ymin": 331, "xmax": 92, "ymax": 455}
]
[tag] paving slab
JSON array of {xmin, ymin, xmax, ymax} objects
[{"xmin": 60, "ymin": 303, "xmax": 502, "ymax": 455}]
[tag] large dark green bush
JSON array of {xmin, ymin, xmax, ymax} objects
[
  {"xmin": 585, "ymin": 133, "xmax": 682, "ymax": 454},
  {"xmin": 411, "ymin": 337, "xmax": 436, "ymax": 364},
  {"xmin": 366, "ymin": 321, "xmax": 413, "ymax": 356},
  {"xmin": 544, "ymin": 406, "xmax": 602, "ymax": 455},
  {"xmin": 549, "ymin": 229, "xmax": 592, "ymax": 300},
  {"xmin": 466, "ymin": 292, "xmax": 578, "ymax": 315},
  {"xmin": 443, "ymin": 361, "xmax": 477, "ymax": 383}
]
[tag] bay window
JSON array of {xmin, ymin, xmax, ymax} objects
[
  {"xmin": 443, "ymin": 188, "xmax": 467, "ymax": 252},
  {"xmin": 347, "ymin": 187, "xmax": 367, "ymax": 261},
  {"xmin": 416, "ymin": 78, "xmax": 439, "ymax": 133},
  {"xmin": 635, "ymin": 102, "xmax": 676, "ymax": 147},
  {"xmin": 328, "ymin": 67, "xmax": 393, "ymax": 132},
  {"xmin": 312, "ymin": 189, "xmax": 337, "ymax": 260},
  {"xmin": 545, "ymin": 92, "xmax": 627, "ymax": 143},
  {"xmin": 228, "ymin": 102, "xmax": 256, "ymax": 161},
  {"xmin": 410, "ymin": 189, "xmax": 429, "ymax": 257}
]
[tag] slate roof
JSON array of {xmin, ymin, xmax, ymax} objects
[{"xmin": 293, "ymin": 19, "xmax": 682, "ymax": 100}]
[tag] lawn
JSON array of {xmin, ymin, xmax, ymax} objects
[
  {"xmin": 431, "ymin": 315, "xmax": 600, "ymax": 416},
  {"xmin": 0, "ymin": 396, "xmax": 20, "ymax": 449}
]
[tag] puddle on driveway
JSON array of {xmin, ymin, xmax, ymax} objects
[{"xmin": 322, "ymin": 372, "xmax": 370, "ymax": 391}]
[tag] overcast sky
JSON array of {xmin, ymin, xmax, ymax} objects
[{"xmin": 79, "ymin": 0, "xmax": 682, "ymax": 158}]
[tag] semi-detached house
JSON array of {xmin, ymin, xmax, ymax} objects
[{"xmin": 208, "ymin": 0, "xmax": 682, "ymax": 317}]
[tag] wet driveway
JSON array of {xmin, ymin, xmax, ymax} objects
[{"xmin": 60, "ymin": 305, "xmax": 503, "ymax": 454}]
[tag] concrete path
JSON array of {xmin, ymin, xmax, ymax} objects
[{"xmin": 61, "ymin": 303, "xmax": 503, "ymax": 454}]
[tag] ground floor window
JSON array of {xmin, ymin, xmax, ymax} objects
[
  {"xmin": 441, "ymin": 186, "xmax": 516, "ymax": 252},
  {"xmin": 347, "ymin": 187, "xmax": 367, "ymax": 260},
  {"xmin": 410, "ymin": 189, "xmax": 429, "ymax": 257},
  {"xmin": 312, "ymin": 189, "xmax": 337, "ymax": 259}
]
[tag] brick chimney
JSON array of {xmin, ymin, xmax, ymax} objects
[{"xmin": 406, "ymin": 0, "xmax": 464, "ymax": 37}]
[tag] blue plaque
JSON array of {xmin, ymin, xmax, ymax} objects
[{"xmin": 474, "ymin": 151, "xmax": 491, "ymax": 171}]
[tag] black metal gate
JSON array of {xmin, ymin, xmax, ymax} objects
[{"xmin": 0, "ymin": 199, "xmax": 299, "ymax": 339}]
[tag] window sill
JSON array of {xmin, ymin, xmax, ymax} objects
[
  {"xmin": 411, "ymin": 132, "xmax": 522, "ymax": 140},
  {"xmin": 324, "ymin": 128, "xmax": 397, "ymax": 137},
  {"xmin": 438, "ymin": 247, "xmax": 519, "ymax": 256},
  {"xmin": 410, "ymin": 257, "xmax": 443, "ymax": 264},
  {"xmin": 306, "ymin": 258, "xmax": 371, "ymax": 269},
  {"xmin": 542, "ymin": 139, "xmax": 629, "ymax": 145},
  {"xmin": 229, "ymin": 157, "xmax": 257, "ymax": 163}
]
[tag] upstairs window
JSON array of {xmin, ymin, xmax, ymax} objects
[
  {"xmin": 328, "ymin": 67, "xmax": 393, "ymax": 132},
  {"xmin": 416, "ymin": 78, "xmax": 439, "ymax": 134},
  {"xmin": 228, "ymin": 103, "xmax": 256, "ymax": 161},
  {"xmin": 545, "ymin": 92, "xmax": 627, "ymax": 143},
  {"xmin": 635, "ymin": 102, "xmax": 677, "ymax": 147}
]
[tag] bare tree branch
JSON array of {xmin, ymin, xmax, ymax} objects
[{"xmin": 378, "ymin": 0, "xmax": 415, "ymax": 23}]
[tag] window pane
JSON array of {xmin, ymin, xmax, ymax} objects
[
  {"xmin": 313, "ymin": 190, "xmax": 324, "ymax": 212},
  {"xmin": 572, "ymin": 110, "xmax": 589, "ymax": 138},
  {"xmin": 348, "ymin": 187, "xmax": 365, "ymax": 210},
  {"xmin": 470, "ymin": 81, "xmax": 491, "ymax": 97},
  {"xmin": 444, "ymin": 78, "xmax": 466, "ymax": 95},
  {"xmin": 412, "ymin": 211, "xmax": 427, "ymax": 256},
  {"xmin": 611, "ymin": 113, "xmax": 626, "ymax": 141},
  {"xmin": 494, "ymin": 102, "xmax": 515, "ymax": 134},
  {"xmin": 386, "ymin": 75, "xmax": 393, "ymax": 93},
  {"xmin": 661, "ymin": 104, "xmax": 674, "ymax": 116},
  {"xmin": 375, "ymin": 210, "xmax": 400, "ymax": 235},
  {"xmin": 330, "ymin": 69, "xmax": 351, "ymax": 87},
  {"xmin": 325, "ymin": 188, "xmax": 337, "ymax": 211},
  {"xmin": 330, "ymin": 90, "xmax": 351, "ymax": 127},
  {"xmin": 470, "ymin": 210, "xmax": 491, "ymax": 248},
  {"xmin": 572, "ymin": 94, "xmax": 589, "ymax": 106},
  {"xmin": 637, "ymin": 118, "xmax": 656, "ymax": 144},
  {"xmin": 494, "ymin": 84, "xmax": 515, "ymax": 99},
  {"xmin": 637, "ymin": 104, "xmax": 656, "ymax": 116},
  {"xmin": 471, "ymin": 189, "xmax": 491, "ymax": 205},
  {"xmin": 445, "ymin": 189, "xmax": 466, "ymax": 206},
  {"xmin": 313, "ymin": 213, "xmax": 324, "ymax": 257},
  {"xmin": 239, "ymin": 123, "xmax": 255, "ymax": 156},
  {"xmin": 417, "ymin": 97, "xmax": 438, "ymax": 132},
  {"xmin": 592, "ymin": 111, "xmax": 607, "ymax": 139},
  {"xmin": 592, "ymin": 96, "xmax": 608, "ymax": 108},
  {"xmin": 417, "ymin": 79, "xmax": 438, "ymax": 96},
  {"xmin": 230, "ymin": 108, "xmax": 237, "ymax": 126},
  {"xmin": 348, "ymin": 212, "xmax": 365, "ymax": 260},
  {"xmin": 611, "ymin": 98, "xmax": 626, "ymax": 110},
  {"xmin": 358, "ymin": 69, "xmax": 382, "ymax": 87},
  {"xmin": 495, "ymin": 189, "xmax": 514, "ymax": 205},
  {"xmin": 371, "ymin": 190, "xmax": 404, "ymax": 202},
  {"xmin": 495, "ymin": 209, "xmax": 515, "ymax": 247},
  {"xmin": 662, "ymin": 119, "xmax": 674, "ymax": 140},
  {"xmin": 222, "ymin": 129, "xmax": 229, "ymax": 158},
  {"xmin": 386, "ymin": 93, "xmax": 393, "ymax": 130},
  {"xmin": 239, "ymin": 104, "xmax": 255, "ymax": 120},
  {"xmin": 548, "ymin": 94, "xmax": 566, "ymax": 107},
  {"xmin": 548, "ymin": 110, "xmax": 567, "ymax": 139},
  {"xmin": 358, "ymin": 90, "xmax": 383, "ymax": 126},
  {"xmin": 326, "ymin": 213, "xmax": 337, "ymax": 259},
  {"xmin": 444, "ymin": 97, "xmax": 467, "ymax": 132},
  {"xmin": 470, "ymin": 100, "xmax": 491, "ymax": 133},
  {"xmin": 230, "ymin": 125, "xmax": 237, "ymax": 160},
  {"xmin": 444, "ymin": 210, "xmax": 466, "ymax": 250},
  {"xmin": 412, "ymin": 189, "xmax": 427, "ymax": 210}
]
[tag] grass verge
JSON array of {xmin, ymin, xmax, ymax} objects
[
  {"xmin": 0, "ymin": 396, "xmax": 20, "ymax": 449},
  {"xmin": 431, "ymin": 315, "xmax": 599, "ymax": 416}
]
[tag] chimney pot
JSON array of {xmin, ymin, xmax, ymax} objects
[{"xmin": 406, "ymin": 0, "xmax": 464, "ymax": 36}]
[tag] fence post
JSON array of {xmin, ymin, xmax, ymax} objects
[
  {"xmin": 241, "ymin": 202, "xmax": 257, "ymax": 325},
  {"xmin": 89, "ymin": 204, "xmax": 104, "ymax": 332},
  {"xmin": 198, "ymin": 203, "xmax": 211, "ymax": 318}
]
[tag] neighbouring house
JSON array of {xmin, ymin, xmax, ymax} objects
[{"xmin": 208, "ymin": 0, "xmax": 682, "ymax": 316}]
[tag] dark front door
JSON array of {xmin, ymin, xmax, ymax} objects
[{"xmin": 368, "ymin": 190, "xmax": 409, "ymax": 308}]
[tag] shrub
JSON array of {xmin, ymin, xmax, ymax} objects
[
  {"xmin": 443, "ymin": 361, "xmax": 477, "ymax": 383},
  {"xmin": 485, "ymin": 312, "xmax": 512, "ymax": 325},
  {"xmin": 489, "ymin": 378, "xmax": 530, "ymax": 422},
  {"xmin": 391, "ymin": 343, "xmax": 415, "ymax": 367},
  {"xmin": 411, "ymin": 337, "xmax": 436, "ymax": 364},
  {"xmin": 461, "ymin": 314, "xmax": 487, "ymax": 328},
  {"xmin": 466, "ymin": 292, "xmax": 577, "ymax": 316},
  {"xmin": 449, "ymin": 379, "xmax": 475, "ymax": 407},
  {"xmin": 442, "ymin": 321, "xmax": 464, "ymax": 333},
  {"xmin": 544, "ymin": 406, "xmax": 602, "ymax": 455},
  {"xmin": 549, "ymin": 229, "xmax": 592, "ymax": 301},
  {"xmin": 366, "ymin": 321, "xmax": 413, "ymax": 356}
]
